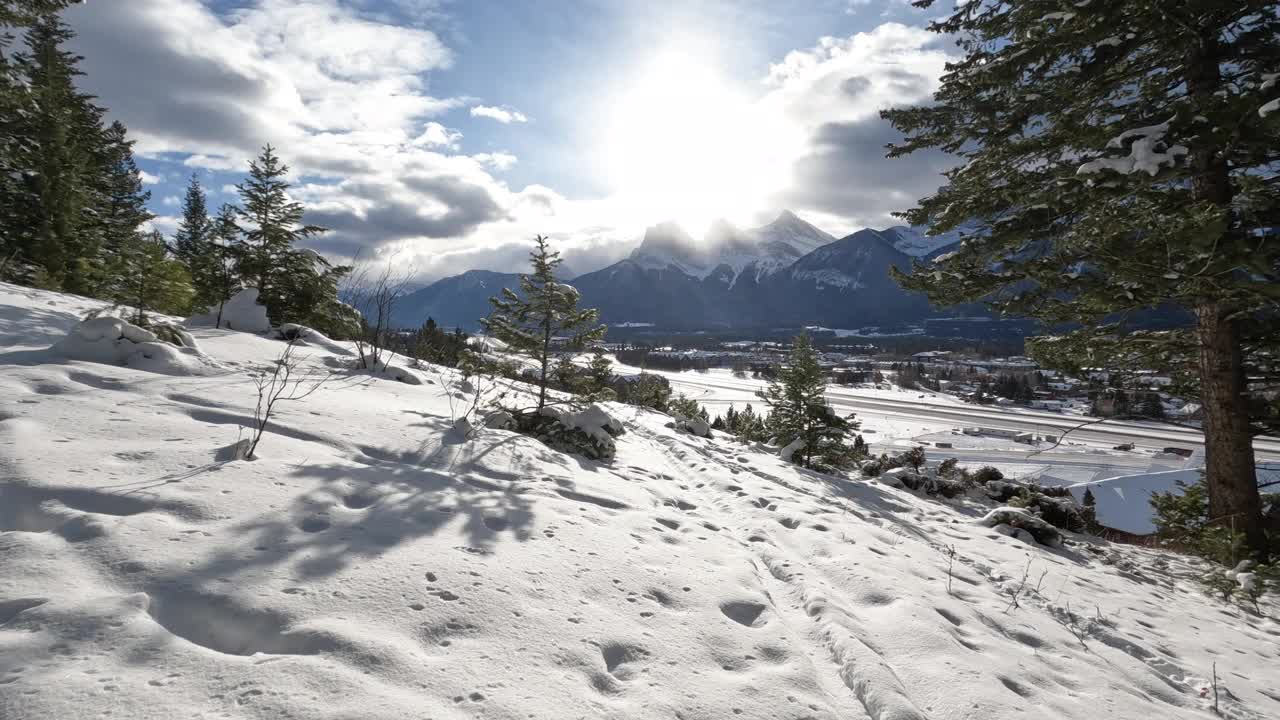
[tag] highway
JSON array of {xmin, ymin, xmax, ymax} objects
[{"xmin": 640, "ymin": 368, "xmax": 1280, "ymax": 461}]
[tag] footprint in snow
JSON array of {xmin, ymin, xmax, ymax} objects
[
  {"xmin": 720, "ymin": 600, "xmax": 769, "ymax": 628},
  {"xmin": 298, "ymin": 516, "xmax": 330, "ymax": 533}
]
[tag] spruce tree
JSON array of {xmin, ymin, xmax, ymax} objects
[
  {"xmin": 883, "ymin": 1, "xmax": 1279, "ymax": 556},
  {"xmin": 584, "ymin": 347, "xmax": 617, "ymax": 400},
  {"xmin": 234, "ymin": 145, "xmax": 351, "ymax": 332},
  {"xmin": 6, "ymin": 14, "xmax": 102, "ymax": 290},
  {"xmin": 0, "ymin": 1, "xmax": 76, "ymax": 277},
  {"xmin": 173, "ymin": 174, "xmax": 212, "ymax": 265},
  {"xmin": 175, "ymin": 176, "xmax": 232, "ymax": 314},
  {"xmin": 235, "ymin": 145, "xmax": 323, "ymax": 318},
  {"xmin": 110, "ymin": 230, "xmax": 193, "ymax": 326},
  {"xmin": 203, "ymin": 203, "xmax": 242, "ymax": 325},
  {"xmin": 480, "ymin": 235, "xmax": 605, "ymax": 412},
  {"xmin": 758, "ymin": 334, "xmax": 858, "ymax": 470},
  {"xmin": 90, "ymin": 120, "xmax": 152, "ymax": 294}
]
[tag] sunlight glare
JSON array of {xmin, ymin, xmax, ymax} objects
[{"xmin": 601, "ymin": 50, "xmax": 780, "ymax": 235}]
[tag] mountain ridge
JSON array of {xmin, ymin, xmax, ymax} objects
[{"xmin": 393, "ymin": 212, "xmax": 966, "ymax": 330}]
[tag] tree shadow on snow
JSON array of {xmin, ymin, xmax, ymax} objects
[{"xmin": 165, "ymin": 452, "xmax": 537, "ymax": 585}]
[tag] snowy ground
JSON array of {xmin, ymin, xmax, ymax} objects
[{"xmin": 3, "ymin": 283, "xmax": 1280, "ymax": 720}]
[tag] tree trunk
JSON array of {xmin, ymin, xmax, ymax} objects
[
  {"xmin": 1196, "ymin": 304, "xmax": 1266, "ymax": 558},
  {"xmin": 537, "ymin": 319, "xmax": 551, "ymax": 412},
  {"xmin": 1184, "ymin": 34, "xmax": 1266, "ymax": 559}
]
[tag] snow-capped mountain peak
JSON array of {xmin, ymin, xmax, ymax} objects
[{"xmin": 628, "ymin": 211, "xmax": 836, "ymax": 283}]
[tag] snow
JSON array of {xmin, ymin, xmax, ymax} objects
[
  {"xmin": 1078, "ymin": 120, "xmax": 1189, "ymax": 176},
  {"xmin": 3, "ymin": 283, "xmax": 1280, "ymax": 720},
  {"xmin": 53, "ymin": 315, "xmax": 224, "ymax": 376},
  {"xmin": 186, "ymin": 288, "xmax": 270, "ymax": 333},
  {"xmin": 1260, "ymin": 98, "xmax": 1279, "ymax": 118},
  {"xmin": 553, "ymin": 402, "xmax": 624, "ymax": 445}
]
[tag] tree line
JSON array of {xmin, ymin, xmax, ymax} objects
[{"xmin": 0, "ymin": 7, "xmax": 352, "ymax": 335}]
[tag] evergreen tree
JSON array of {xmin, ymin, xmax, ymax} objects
[
  {"xmin": 852, "ymin": 433, "xmax": 868, "ymax": 457},
  {"xmin": 1082, "ymin": 486, "xmax": 1100, "ymax": 533},
  {"xmin": 89, "ymin": 120, "xmax": 152, "ymax": 294},
  {"xmin": 0, "ymin": 1, "xmax": 77, "ymax": 279},
  {"xmin": 203, "ymin": 203, "xmax": 242, "ymax": 325},
  {"xmin": 236, "ymin": 146, "xmax": 319, "ymax": 314},
  {"xmin": 883, "ymin": 1, "xmax": 1279, "ymax": 557},
  {"xmin": 586, "ymin": 347, "xmax": 616, "ymax": 400},
  {"xmin": 234, "ymin": 145, "xmax": 352, "ymax": 333},
  {"xmin": 480, "ymin": 235, "xmax": 605, "ymax": 412},
  {"xmin": 110, "ymin": 230, "xmax": 193, "ymax": 326},
  {"xmin": 5, "ymin": 15, "xmax": 103, "ymax": 290},
  {"xmin": 173, "ymin": 174, "xmax": 212, "ymax": 265},
  {"xmin": 758, "ymin": 334, "xmax": 858, "ymax": 470}
]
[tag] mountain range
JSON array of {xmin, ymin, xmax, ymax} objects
[{"xmin": 390, "ymin": 211, "xmax": 969, "ymax": 331}]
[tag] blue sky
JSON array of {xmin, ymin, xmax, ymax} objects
[{"xmin": 66, "ymin": 0, "xmax": 954, "ymax": 281}]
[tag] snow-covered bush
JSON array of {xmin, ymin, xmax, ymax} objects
[
  {"xmin": 510, "ymin": 403, "xmax": 624, "ymax": 461},
  {"xmin": 54, "ymin": 315, "xmax": 221, "ymax": 376},
  {"xmin": 986, "ymin": 481, "xmax": 1085, "ymax": 532},
  {"xmin": 672, "ymin": 415, "xmax": 712, "ymax": 437},
  {"xmin": 977, "ymin": 507, "xmax": 1063, "ymax": 547},
  {"xmin": 883, "ymin": 468, "xmax": 965, "ymax": 498}
]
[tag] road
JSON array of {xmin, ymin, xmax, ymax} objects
[{"xmin": 637, "ymin": 368, "xmax": 1280, "ymax": 461}]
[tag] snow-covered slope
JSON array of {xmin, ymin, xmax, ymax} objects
[
  {"xmin": 883, "ymin": 225, "xmax": 964, "ymax": 257},
  {"xmin": 3, "ymin": 282, "xmax": 1279, "ymax": 720}
]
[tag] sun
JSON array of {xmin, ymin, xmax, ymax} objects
[{"xmin": 600, "ymin": 50, "xmax": 780, "ymax": 234}]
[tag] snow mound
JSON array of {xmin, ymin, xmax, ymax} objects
[
  {"xmin": 186, "ymin": 288, "xmax": 270, "ymax": 333},
  {"xmin": 554, "ymin": 403, "xmax": 624, "ymax": 444},
  {"xmin": 522, "ymin": 403, "xmax": 626, "ymax": 460},
  {"xmin": 277, "ymin": 324, "xmax": 353, "ymax": 356},
  {"xmin": 53, "ymin": 316, "xmax": 222, "ymax": 376},
  {"xmin": 355, "ymin": 351, "xmax": 426, "ymax": 385}
]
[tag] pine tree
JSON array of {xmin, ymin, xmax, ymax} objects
[
  {"xmin": 110, "ymin": 230, "xmax": 193, "ymax": 326},
  {"xmin": 203, "ymin": 203, "xmax": 242, "ymax": 325},
  {"xmin": 758, "ymin": 334, "xmax": 858, "ymax": 470},
  {"xmin": 883, "ymin": 1, "xmax": 1279, "ymax": 557},
  {"xmin": 1082, "ymin": 486, "xmax": 1101, "ymax": 533},
  {"xmin": 173, "ymin": 174, "xmax": 211, "ymax": 265},
  {"xmin": 480, "ymin": 235, "xmax": 605, "ymax": 412},
  {"xmin": 176, "ymin": 177, "xmax": 232, "ymax": 314},
  {"xmin": 234, "ymin": 145, "xmax": 352, "ymax": 333},
  {"xmin": 235, "ymin": 145, "xmax": 323, "ymax": 319},
  {"xmin": 586, "ymin": 347, "xmax": 616, "ymax": 400},
  {"xmin": 5, "ymin": 15, "xmax": 103, "ymax": 290},
  {"xmin": 0, "ymin": 1, "xmax": 77, "ymax": 279},
  {"xmin": 89, "ymin": 120, "xmax": 152, "ymax": 294}
]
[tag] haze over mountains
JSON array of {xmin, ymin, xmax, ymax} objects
[{"xmin": 391, "ymin": 211, "xmax": 968, "ymax": 331}]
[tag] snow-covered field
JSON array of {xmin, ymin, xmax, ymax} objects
[{"xmin": 3, "ymin": 283, "xmax": 1279, "ymax": 720}]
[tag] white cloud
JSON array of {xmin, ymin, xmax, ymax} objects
[
  {"xmin": 470, "ymin": 105, "xmax": 529, "ymax": 123},
  {"xmin": 472, "ymin": 152, "xmax": 518, "ymax": 171},
  {"xmin": 65, "ymin": 0, "xmax": 535, "ymax": 275},
  {"xmin": 411, "ymin": 121, "xmax": 463, "ymax": 150},
  {"xmin": 143, "ymin": 214, "xmax": 181, "ymax": 235},
  {"xmin": 67, "ymin": 0, "xmax": 952, "ymax": 282},
  {"xmin": 161, "ymin": 195, "xmax": 180, "ymax": 207},
  {"xmin": 139, "ymin": 170, "xmax": 162, "ymax": 185}
]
